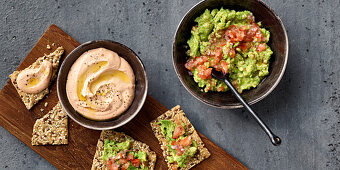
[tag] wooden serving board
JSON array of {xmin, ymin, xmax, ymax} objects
[{"xmin": 0, "ymin": 24, "xmax": 247, "ymax": 170}]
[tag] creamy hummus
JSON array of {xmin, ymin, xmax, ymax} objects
[
  {"xmin": 17, "ymin": 60, "xmax": 53, "ymax": 94},
  {"xmin": 66, "ymin": 48, "xmax": 135, "ymax": 120}
]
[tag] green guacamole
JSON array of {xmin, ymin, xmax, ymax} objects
[
  {"xmin": 160, "ymin": 120, "xmax": 198, "ymax": 168},
  {"xmin": 185, "ymin": 8, "xmax": 273, "ymax": 93},
  {"xmin": 103, "ymin": 139, "xmax": 148, "ymax": 169}
]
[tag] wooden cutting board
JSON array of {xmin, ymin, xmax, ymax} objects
[{"xmin": 0, "ymin": 24, "xmax": 247, "ymax": 170}]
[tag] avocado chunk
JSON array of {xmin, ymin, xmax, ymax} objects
[
  {"xmin": 160, "ymin": 120, "xmax": 176, "ymax": 140},
  {"xmin": 102, "ymin": 139, "xmax": 131, "ymax": 161}
]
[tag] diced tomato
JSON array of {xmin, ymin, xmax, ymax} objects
[
  {"xmin": 184, "ymin": 59, "xmax": 195, "ymax": 71},
  {"xmin": 172, "ymin": 165, "xmax": 178, "ymax": 170},
  {"xmin": 217, "ymin": 86, "xmax": 225, "ymax": 92},
  {"xmin": 235, "ymin": 29, "xmax": 246, "ymax": 41},
  {"xmin": 131, "ymin": 159, "xmax": 141, "ymax": 167},
  {"xmin": 245, "ymin": 23, "xmax": 266, "ymax": 42},
  {"xmin": 171, "ymin": 162, "xmax": 178, "ymax": 170},
  {"xmin": 225, "ymin": 25, "xmax": 246, "ymax": 42},
  {"xmin": 229, "ymin": 48, "xmax": 235, "ymax": 58},
  {"xmin": 178, "ymin": 136, "xmax": 192, "ymax": 147},
  {"xmin": 226, "ymin": 30, "xmax": 235, "ymax": 41},
  {"xmin": 237, "ymin": 42, "xmax": 250, "ymax": 52},
  {"xmin": 127, "ymin": 153, "xmax": 134, "ymax": 161},
  {"xmin": 198, "ymin": 67, "xmax": 212, "ymax": 80},
  {"xmin": 172, "ymin": 136, "xmax": 192, "ymax": 156},
  {"xmin": 255, "ymin": 32, "xmax": 262, "ymax": 42},
  {"xmin": 226, "ymin": 23, "xmax": 264, "ymax": 43},
  {"xmin": 185, "ymin": 56, "xmax": 209, "ymax": 71},
  {"xmin": 175, "ymin": 146, "xmax": 184, "ymax": 156},
  {"xmin": 257, "ymin": 43, "xmax": 266, "ymax": 52},
  {"xmin": 240, "ymin": 25, "xmax": 248, "ymax": 31},
  {"xmin": 215, "ymin": 48, "xmax": 222, "ymax": 59},
  {"xmin": 244, "ymin": 23, "xmax": 258, "ymax": 42},
  {"xmin": 121, "ymin": 162, "xmax": 130, "ymax": 170},
  {"xmin": 209, "ymin": 56, "xmax": 221, "ymax": 67},
  {"xmin": 119, "ymin": 158, "xmax": 128, "ymax": 164},
  {"xmin": 226, "ymin": 29, "xmax": 236, "ymax": 40},
  {"xmin": 220, "ymin": 61, "xmax": 229, "ymax": 74},
  {"xmin": 173, "ymin": 124, "xmax": 185, "ymax": 139},
  {"xmin": 171, "ymin": 140, "xmax": 176, "ymax": 146},
  {"xmin": 108, "ymin": 159, "xmax": 120, "ymax": 170},
  {"xmin": 196, "ymin": 56, "xmax": 208, "ymax": 65}
]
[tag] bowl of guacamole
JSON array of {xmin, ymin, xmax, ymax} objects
[{"xmin": 173, "ymin": 0, "xmax": 288, "ymax": 109}]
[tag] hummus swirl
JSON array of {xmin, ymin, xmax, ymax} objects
[
  {"xmin": 66, "ymin": 48, "xmax": 135, "ymax": 120},
  {"xmin": 17, "ymin": 60, "xmax": 53, "ymax": 94}
]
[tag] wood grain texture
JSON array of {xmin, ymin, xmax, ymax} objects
[{"xmin": 0, "ymin": 24, "xmax": 247, "ymax": 170}]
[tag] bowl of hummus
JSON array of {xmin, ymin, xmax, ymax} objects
[{"xmin": 57, "ymin": 40, "xmax": 147, "ymax": 130}]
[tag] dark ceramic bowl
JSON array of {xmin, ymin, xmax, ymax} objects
[
  {"xmin": 173, "ymin": 0, "xmax": 288, "ymax": 109},
  {"xmin": 57, "ymin": 40, "xmax": 148, "ymax": 130}
]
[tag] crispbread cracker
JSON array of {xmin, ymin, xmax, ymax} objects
[
  {"xmin": 150, "ymin": 105, "xmax": 210, "ymax": 170},
  {"xmin": 31, "ymin": 102, "xmax": 68, "ymax": 145},
  {"xmin": 91, "ymin": 130, "xmax": 157, "ymax": 170},
  {"xmin": 9, "ymin": 47, "xmax": 64, "ymax": 109}
]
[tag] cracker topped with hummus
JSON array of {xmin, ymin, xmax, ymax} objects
[
  {"xmin": 150, "ymin": 105, "xmax": 210, "ymax": 170},
  {"xmin": 66, "ymin": 48, "xmax": 135, "ymax": 121},
  {"xmin": 9, "ymin": 47, "xmax": 64, "ymax": 109}
]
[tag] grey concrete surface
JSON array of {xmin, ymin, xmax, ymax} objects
[{"xmin": 0, "ymin": 0, "xmax": 339, "ymax": 169}]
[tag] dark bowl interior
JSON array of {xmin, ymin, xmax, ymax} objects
[
  {"xmin": 173, "ymin": 0, "xmax": 288, "ymax": 109},
  {"xmin": 57, "ymin": 40, "xmax": 148, "ymax": 130}
]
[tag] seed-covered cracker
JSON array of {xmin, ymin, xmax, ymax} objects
[
  {"xmin": 31, "ymin": 102, "xmax": 68, "ymax": 145},
  {"xmin": 9, "ymin": 47, "xmax": 64, "ymax": 109},
  {"xmin": 150, "ymin": 105, "xmax": 210, "ymax": 170},
  {"xmin": 92, "ymin": 130, "xmax": 157, "ymax": 170}
]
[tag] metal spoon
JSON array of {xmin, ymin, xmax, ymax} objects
[{"xmin": 211, "ymin": 68, "xmax": 281, "ymax": 146}]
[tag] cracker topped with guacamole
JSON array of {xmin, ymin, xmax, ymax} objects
[
  {"xmin": 185, "ymin": 8, "xmax": 273, "ymax": 93},
  {"xmin": 91, "ymin": 130, "xmax": 156, "ymax": 170},
  {"xmin": 150, "ymin": 105, "xmax": 210, "ymax": 170}
]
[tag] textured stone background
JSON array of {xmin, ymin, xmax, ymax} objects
[{"xmin": 0, "ymin": 0, "xmax": 339, "ymax": 169}]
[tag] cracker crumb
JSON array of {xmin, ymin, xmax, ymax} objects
[
  {"xmin": 47, "ymin": 45, "xmax": 51, "ymax": 50},
  {"xmin": 52, "ymin": 43, "xmax": 56, "ymax": 46},
  {"xmin": 40, "ymin": 108, "xmax": 44, "ymax": 112},
  {"xmin": 44, "ymin": 102, "xmax": 48, "ymax": 107}
]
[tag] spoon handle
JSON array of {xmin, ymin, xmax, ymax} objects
[{"xmin": 223, "ymin": 79, "xmax": 281, "ymax": 146}]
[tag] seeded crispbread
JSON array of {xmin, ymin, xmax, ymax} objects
[
  {"xmin": 31, "ymin": 102, "xmax": 68, "ymax": 145},
  {"xmin": 150, "ymin": 105, "xmax": 210, "ymax": 170},
  {"xmin": 9, "ymin": 47, "xmax": 64, "ymax": 109},
  {"xmin": 91, "ymin": 130, "xmax": 157, "ymax": 170}
]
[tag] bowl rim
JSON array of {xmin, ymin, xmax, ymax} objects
[
  {"xmin": 172, "ymin": 0, "xmax": 289, "ymax": 109},
  {"xmin": 57, "ymin": 40, "xmax": 148, "ymax": 130}
]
